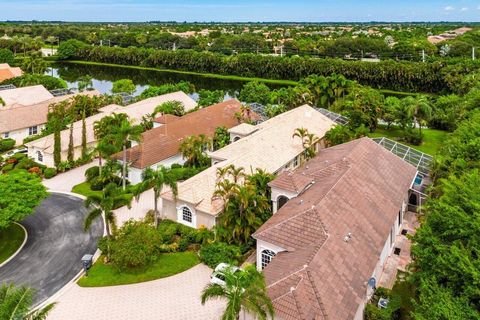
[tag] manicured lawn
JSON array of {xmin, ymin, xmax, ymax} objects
[
  {"xmin": 72, "ymin": 181, "xmax": 102, "ymax": 198},
  {"xmin": 0, "ymin": 223, "xmax": 26, "ymax": 264},
  {"xmin": 368, "ymin": 126, "xmax": 449, "ymax": 155},
  {"xmin": 77, "ymin": 251, "xmax": 200, "ymax": 287}
]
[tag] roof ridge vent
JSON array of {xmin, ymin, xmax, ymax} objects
[{"xmin": 344, "ymin": 232, "xmax": 352, "ymax": 242}]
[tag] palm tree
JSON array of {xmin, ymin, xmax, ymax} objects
[
  {"xmin": 409, "ymin": 95, "xmax": 432, "ymax": 136},
  {"xmin": 201, "ymin": 264, "xmax": 274, "ymax": 320},
  {"xmin": 0, "ymin": 283, "xmax": 55, "ymax": 320},
  {"xmin": 139, "ymin": 166, "xmax": 178, "ymax": 227},
  {"xmin": 180, "ymin": 134, "xmax": 212, "ymax": 168},
  {"xmin": 303, "ymin": 133, "xmax": 320, "ymax": 160},
  {"xmin": 113, "ymin": 118, "xmax": 143, "ymax": 190},
  {"xmin": 84, "ymin": 183, "xmax": 132, "ymax": 258},
  {"xmin": 292, "ymin": 127, "xmax": 309, "ymax": 141}
]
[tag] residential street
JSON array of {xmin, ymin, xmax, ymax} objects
[{"xmin": 0, "ymin": 193, "xmax": 103, "ymax": 306}]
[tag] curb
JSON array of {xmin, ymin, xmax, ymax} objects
[
  {"xmin": 31, "ymin": 190, "xmax": 105, "ymax": 311},
  {"xmin": 0, "ymin": 222, "xmax": 28, "ymax": 269}
]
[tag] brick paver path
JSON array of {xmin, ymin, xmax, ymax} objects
[{"xmin": 47, "ymin": 264, "xmax": 225, "ymax": 320}]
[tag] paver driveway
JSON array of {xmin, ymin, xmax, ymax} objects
[
  {"xmin": 0, "ymin": 193, "xmax": 103, "ymax": 306},
  {"xmin": 47, "ymin": 264, "xmax": 226, "ymax": 320}
]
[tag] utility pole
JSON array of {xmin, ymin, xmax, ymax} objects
[
  {"xmin": 173, "ymin": 42, "xmax": 176, "ymax": 51},
  {"xmin": 422, "ymin": 49, "xmax": 425, "ymax": 63},
  {"xmin": 100, "ymin": 39, "xmax": 103, "ymax": 46},
  {"xmin": 473, "ymin": 47, "xmax": 476, "ymax": 61},
  {"xmin": 280, "ymin": 45, "xmax": 284, "ymax": 57}
]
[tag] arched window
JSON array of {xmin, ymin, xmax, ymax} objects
[
  {"xmin": 277, "ymin": 195, "xmax": 289, "ymax": 211},
  {"xmin": 36, "ymin": 151, "xmax": 43, "ymax": 163},
  {"xmin": 182, "ymin": 206, "xmax": 192, "ymax": 223},
  {"xmin": 261, "ymin": 249, "xmax": 276, "ymax": 270}
]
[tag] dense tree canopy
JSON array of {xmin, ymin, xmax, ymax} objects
[{"xmin": 0, "ymin": 171, "xmax": 48, "ymax": 229}]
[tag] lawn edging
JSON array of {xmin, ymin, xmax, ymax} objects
[
  {"xmin": 0, "ymin": 222, "xmax": 28, "ymax": 268},
  {"xmin": 77, "ymin": 251, "xmax": 200, "ymax": 287}
]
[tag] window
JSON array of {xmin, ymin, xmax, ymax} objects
[
  {"xmin": 36, "ymin": 151, "xmax": 43, "ymax": 163},
  {"xmin": 182, "ymin": 206, "xmax": 192, "ymax": 223},
  {"xmin": 3, "ymin": 132, "xmax": 9, "ymax": 138},
  {"xmin": 28, "ymin": 126, "xmax": 38, "ymax": 136},
  {"xmin": 398, "ymin": 211, "xmax": 402, "ymax": 227},
  {"xmin": 293, "ymin": 156, "xmax": 299, "ymax": 167},
  {"xmin": 261, "ymin": 249, "xmax": 276, "ymax": 270}
]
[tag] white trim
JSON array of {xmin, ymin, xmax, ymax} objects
[{"xmin": 0, "ymin": 222, "xmax": 28, "ymax": 268}]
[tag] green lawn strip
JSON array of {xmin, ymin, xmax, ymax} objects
[
  {"xmin": 0, "ymin": 223, "xmax": 26, "ymax": 264},
  {"xmin": 78, "ymin": 251, "xmax": 200, "ymax": 287},
  {"xmin": 368, "ymin": 127, "xmax": 448, "ymax": 155},
  {"xmin": 71, "ymin": 181, "xmax": 102, "ymax": 198}
]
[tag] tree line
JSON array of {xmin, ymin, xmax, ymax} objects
[{"xmin": 58, "ymin": 39, "xmax": 480, "ymax": 93}]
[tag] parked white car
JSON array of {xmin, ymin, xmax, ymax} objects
[
  {"xmin": 210, "ymin": 263, "xmax": 241, "ymax": 286},
  {"xmin": 3, "ymin": 147, "xmax": 28, "ymax": 158}
]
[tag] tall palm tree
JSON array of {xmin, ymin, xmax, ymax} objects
[
  {"xmin": 409, "ymin": 95, "xmax": 432, "ymax": 136},
  {"xmin": 303, "ymin": 133, "xmax": 320, "ymax": 160},
  {"xmin": 84, "ymin": 183, "xmax": 132, "ymax": 259},
  {"xmin": 292, "ymin": 127, "xmax": 309, "ymax": 141},
  {"xmin": 201, "ymin": 264, "xmax": 274, "ymax": 320},
  {"xmin": 113, "ymin": 118, "xmax": 143, "ymax": 190},
  {"xmin": 139, "ymin": 166, "xmax": 178, "ymax": 227},
  {"xmin": 0, "ymin": 283, "xmax": 55, "ymax": 320}
]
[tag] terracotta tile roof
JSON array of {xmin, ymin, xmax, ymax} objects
[
  {"xmin": 0, "ymin": 90, "xmax": 101, "ymax": 134},
  {"xmin": 26, "ymin": 91, "xmax": 195, "ymax": 153},
  {"xmin": 253, "ymin": 138, "xmax": 418, "ymax": 320},
  {"xmin": 269, "ymin": 171, "xmax": 314, "ymax": 194},
  {"xmin": 0, "ymin": 85, "xmax": 53, "ymax": 106},
  {"xmin": 153, "ymin": 114, "xmax": 180, "ymax": 124},
  {"xmin": 112, "ymin": 99, "xmax": 251, "ymax": 169},
  {"xmin": 162, "ymin": 105, "xmax": 336, "ymax": 215},
  {"xmin": 0, "ymin": 63, "xmax": 22, "ymax": 81}
]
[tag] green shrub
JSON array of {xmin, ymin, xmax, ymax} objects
[
  {"xmin": 0, "ymin": 48, "xmax": 14, "ymax": 65},
  {"xmin": 109, "ymin": 220, "xmax": 162, "ymax": 271},
  {"xmin": 0, "ymin": 74, "xmax": 67, "ymax": 90},
  {"xmin": 402, "ymin": 129, "xmax": 423, "ymax": 145},
  {"xmin": 90, "ymin": 177, "xmax": 104, "ymax": 191},
  {"xmin": 0, "ymin": 138, "xmax": 15, "ymax": 152},
  {"xmin": 178, "ymin": 238, "xmax": 189, "ymax": 252},
  {"xmin": 85, "ymin": 166, "xmax": 100, "ymax": 182},
  {"xmin": 170, "ymin": 163, "xmax": 182, "ymax": 169},
  {"xmin": 43, "ymin": 167, "xmax": 57, "ymax": 179},
  {"xmin": 14, "ymin": 157, "xmax": 35, "ymax": 170},
  {"xmin": 1, "ymin": 163, "xmax": 14, "ymax": 172},
  {"xmin": 11, "ymin": 153, "xmax": 26, "ymax": 161},
  {"xmin": 199, "ymin": 242, "xmax": 242, "ymax": 268}
]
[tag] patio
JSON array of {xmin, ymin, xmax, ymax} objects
[{"xmin": 378, "ymin": 211, "xmax": 419, "ymax": 289}]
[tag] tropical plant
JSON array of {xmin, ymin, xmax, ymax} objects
[
  {"xmin": 153, "ymin": 100, "xmax": 185, "ymax": 117},
  {"xmin": 292, "ymin": 127, "xmax": 320, "ymax": 160},
  {"xmin": 213, "ymin": 126, "xmax": 230, "ymax": 150},
  {"xmin": 138, "ymin": 166, "xmax": 178, "ymax": 227},
  {"xmin": 21, "ymin": 52, "xmax": 47, "ymax": 74},
  {"xmin": 201, "ymin": 264, "xmax": 274, "ymax": 320},
  {"xmin": 198, "ymin": 89, "xmax": 225, "ymax": 107},
  {"xmin": 84, "ymin": 183, "xmax": 132, "ymax": 258},
  {"xmin": 238, "ymin": 81, "xmax": 271, "ymax": 105},
  {"xmin": 77, "ymin": 75, "xmax": 93, "ymax": 92},
  {"xmin": 180, "ymin": 134, "xmax": 212, "ymax": 168},
  {"xmin": 0, "ymin": 283, "xmax": 55, "ymax": 320},
  {"xmin": 111, "ymin": 79, "xmax": 136, "ymax": 95}
]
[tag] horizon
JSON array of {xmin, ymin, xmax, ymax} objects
[{"xmin": 1, "ymin": 0, "xmax": 480, "ymax": 23}]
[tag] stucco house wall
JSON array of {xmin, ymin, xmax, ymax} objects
[
  {"xmin": 3, "ymin": 124, "xmax": 46, "ymax": 146},
  {"xmin": 162, "ymin": 198, "xmax": 216, "ymax": 229}
]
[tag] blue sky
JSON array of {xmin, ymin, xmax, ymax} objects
[{"xmin": 0, "ymin": 0, "xmax": 479, "ymax": 22}]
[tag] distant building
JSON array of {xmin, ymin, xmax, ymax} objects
[
  {"xmin": 252, "ymin": 138, "xmax": 417, "ymax": 320},
  {"xmin": 40, "ymin": 48, "xmax": 58, "ymax": 57},
  {"xmin": 26, "ymin": 91, "xmax": 196, "ymax": 167},
  {"xmin": 112, "ymin": 99, "xmax": 255, "ymax": 184},
  {"xmin": 0, "ymin": 63, "xmax": 23, "ymax": 82},
  {"xmin": 0, "ymin": 87, "xmax": 100, "ymax": 146}
]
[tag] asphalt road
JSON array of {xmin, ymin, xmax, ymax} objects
[{"xmin": 0, "ymin": 192, "xmax": 103, "ymax": 306}]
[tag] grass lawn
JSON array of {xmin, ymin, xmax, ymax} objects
[
  {"xmin": 77, "ymin": 251, "xmax": 200, "ymax": 287},
  {"xmin": 0, "ymin": 223, "xmax": 26, "ymax": 265},
  {"xmin": 368, "ymin": 126, "xmax": 449, "ymax": 155},
  {"xmin": 72, "ymin": 181, "xmax": 102, "ymax": 198}
]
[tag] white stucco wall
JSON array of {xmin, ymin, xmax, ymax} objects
[
  {"xmin": 2, "ymin": 124, "xmax": 46, "ymax": 146},
  {"xmin": 270, "ymin": 186, "xmax": 298, "ymax": 213},
  {"xmin": 162, "ymin": 198, "xmax": 216, "ymax": 229},
  {"xmin": 126, "ymin": 153, "xmax": 186, "ymax": 184}
]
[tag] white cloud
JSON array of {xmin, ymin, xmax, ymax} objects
[
  {"xmin": 444, "ymin": 5, "xmax": 455, "ymax": 11},
  {"xmin": 461, "ymin": 7, "xmax": 468, "ymax": 11}
]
